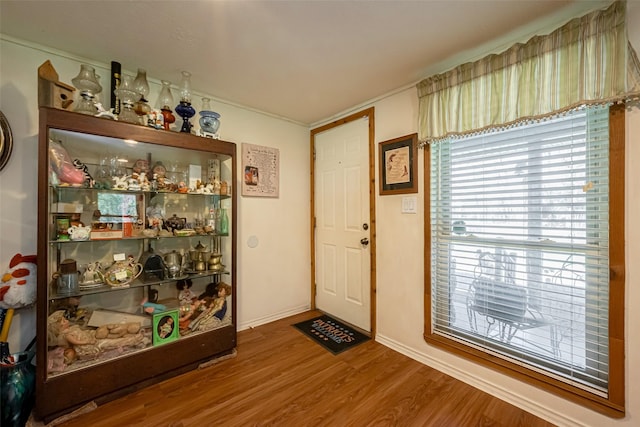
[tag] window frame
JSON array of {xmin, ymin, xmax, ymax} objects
[{"xmin": 423, "ymin": 104, "xmax": 626, "ymax": 417}]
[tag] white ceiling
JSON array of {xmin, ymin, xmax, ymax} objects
[{"xmin": 0, "ymin": 0, "xmax": 609, "ymax": 126}]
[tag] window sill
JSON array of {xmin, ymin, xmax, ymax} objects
[{"xmin": 423, "ymin": 332, "xmax": 625, "ymax": 418}]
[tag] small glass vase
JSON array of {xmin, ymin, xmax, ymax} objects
[
  {"xmin": 71, "ymin": 64, "xmax": 102, "ymax": 115},
  {"xmin": 157, "ymin": 80, "xmax": 176, "ymax": 131},
  {"xmin": 199, "ymin": 97, "xmax": 221, "ymax": 136}
]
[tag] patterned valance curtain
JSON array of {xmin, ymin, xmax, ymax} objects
[{"xmin": 417, "ymin": 0, "xmax": 640, "ymax": 145}]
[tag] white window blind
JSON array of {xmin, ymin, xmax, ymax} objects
[{"xmin": 430, "ymin": 105, "xmax": 611, "ymax": 394}]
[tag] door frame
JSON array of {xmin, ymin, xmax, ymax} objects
[{"xmin": 309, "ymin": 107, "xmax": 376, "ymax": 336}]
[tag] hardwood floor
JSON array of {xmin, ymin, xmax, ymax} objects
[{"xmin": 48, "ymin": 311, "xmax": 555, "ymax": 427}]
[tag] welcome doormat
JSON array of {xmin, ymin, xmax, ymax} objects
[{"xmin": 293, "ymin": 315, "xmax": 369, "ymax": 354}]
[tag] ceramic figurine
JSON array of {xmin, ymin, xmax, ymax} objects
[
  {"xmin": 140, "ymin": 297, "xmax": 166, "ymax": 314},
  {"xmin": 80, "ymin": 262, "xmax": 103, "ymax": 285},
  {"xmin": 72, "ymin": 159, "xmax": 95, "ymax": 188},
  {"xmin": 112, "ymin": 175, "xmax": 129, "ymax": 190},
  {"xmin": 67, "ymin": 225, "xmax": 91, "ymax": 241},
  {"xmin": 94, "ymin": 103, "xmax": 116, "ymax": 120}
]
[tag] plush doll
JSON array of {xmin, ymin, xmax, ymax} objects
[
  {"xmin": 0, "ymin": 253, "xmax": 37, "ymax": 342},
  {"xmin": 0, "ymin": 253, "xmax": 37, "ymax": 309}
]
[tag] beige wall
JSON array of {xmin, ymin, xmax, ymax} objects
[{"xmin": 2, "ymin": 2, "xmax": 639, "ymax": 425}]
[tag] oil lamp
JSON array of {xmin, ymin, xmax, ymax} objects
[
  {"xmin": 71, "ymin": 64, "xmax": 102, "ymax": 115},
  {"xmin": 198, "ymin": 97, "xmax": 221, "ymax": 138},
  {"xmin": 174, "ymin": 71, "xmax": 195, "ymax": 133},
  {"xmin": 156, "ymin": 80, "xmax": 176, "ymax": 131}
]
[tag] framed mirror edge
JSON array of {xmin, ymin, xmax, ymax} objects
[{"xmin": 0, "ymin": 110, "xmax": 14, "ymax": 171}]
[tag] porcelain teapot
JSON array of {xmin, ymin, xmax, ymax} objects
[
  {"xmin": 67, "ymin": 225, "xmax": 92, "ymax": 241},
  {"xmin": 105, "ymin": 256, "xmax": 143, "ymax": 287}
]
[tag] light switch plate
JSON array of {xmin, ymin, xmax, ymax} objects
[{"xmin": 401, "ymin": 196, "xmax": 417, "ymax": 214}]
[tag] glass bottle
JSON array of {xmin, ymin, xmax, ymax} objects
[
  {"xmin": 95, "ymin": 155, "xmax": 111, "ymax": 189},
  {"xmin": 207, "ymin": 208, "xmax": 217, "ymax": 232},
  {"xmin": 219, "ymin": 208, "xmax": 229, "ymax": 235}
]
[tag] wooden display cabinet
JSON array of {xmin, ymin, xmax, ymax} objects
[{"xmin": 36, "ymin": 107, "xmax": 237, "ymax": 421}]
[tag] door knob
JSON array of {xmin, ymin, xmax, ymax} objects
[{"xmin": 360, "ymin": 237, "xmax": 369, "ymax": 246}]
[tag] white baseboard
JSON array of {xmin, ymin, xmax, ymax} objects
[
  {"xmin": 238, "ymin": 304, "xmax": 311, "ymax": 331},
  {"xmin": 375, "ymin": 333, "xmax": 585, "ymax": 427}
]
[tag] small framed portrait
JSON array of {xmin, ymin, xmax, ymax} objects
[
  {"xmin": 379, "ymin": 133, "xmax": 418, "ymax": 195},
  {"xmin": 244, "ymin": 166, "xmax": 259, "ymax": 186},
  {"xmin": 152, "ymin": 309, "xmax": 179, "ymax": 346}
]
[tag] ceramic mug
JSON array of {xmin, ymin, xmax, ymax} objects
[{"xmin": 52, "ymin": 259, "xmax": 80, "ymax": 295}]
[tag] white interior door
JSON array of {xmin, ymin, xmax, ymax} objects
[{"xmin": 314, "ymin": 116, "xmax": 370, "ymax": 331}]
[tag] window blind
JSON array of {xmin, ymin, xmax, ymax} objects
[{"xmin": 430, "ymin": 105, "xmax": 611, "ymax": 394}]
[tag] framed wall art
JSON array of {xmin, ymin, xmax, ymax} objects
[
  {"xmin": 241, "ymin": 143, "xmax": 280, "ymax": 198},
  {"xmin": 379, "ymin": 133, "xmax": 418, "ymax": 195},
  {"xmin": 152, "ymin": 309, "xmax": 179, "ymax": 346}
]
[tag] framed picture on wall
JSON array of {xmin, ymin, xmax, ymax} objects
[
  {"xmin": 379, "ymin": 133, "xmax": 418, "ymax": 195},
  {"xmin": 241, "ymin": 143, "xmax": 280, "ymax": 198},
  {"xmin": 152, "ymin": 309, "xmax": 179, "ymax": 346}
]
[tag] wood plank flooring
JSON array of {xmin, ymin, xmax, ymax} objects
[{"xmin": 47, "ymin": 311, "xmax": 555, "ymax": 427}]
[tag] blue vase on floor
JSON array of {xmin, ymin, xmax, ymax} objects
[{"xmin": 1, "ymin": 351, "xmax": 36, "ymax": 427}]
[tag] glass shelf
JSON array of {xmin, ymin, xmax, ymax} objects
[{"xmin": 49, "ymin": 270, "xmax": 230, "ymax": 301}]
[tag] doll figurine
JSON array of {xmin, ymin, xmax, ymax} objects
[
  {"xmin": 187, "ymin": 282, "xmax": 232, "ymax": 332},
  {"xmin": 176, "ymin": 278, "xmax": 195, "ymax": 306}
]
